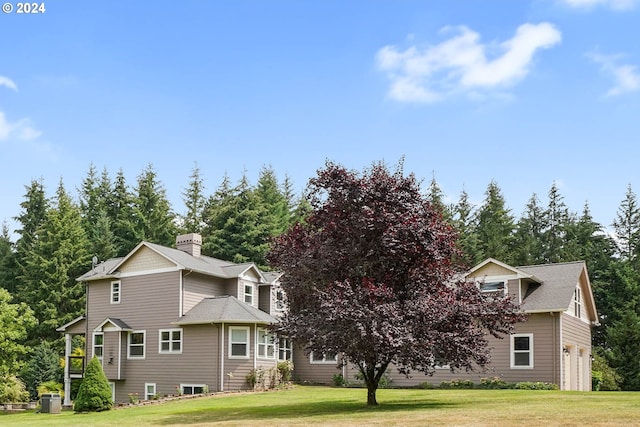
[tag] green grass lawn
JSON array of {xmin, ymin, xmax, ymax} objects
[{"xmin": 2, "ymin": 386, "xmax": 639, "ymax": 426}]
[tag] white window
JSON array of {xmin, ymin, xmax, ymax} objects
[
  {"xmin": 480, "ymin": 281, "xmax": 505, "ymax": 294},
  {"xmin": 229, "ymin": 326, "xmax": 250, "ymax": 358},
  {"xmin": 275, "ymin": 289, "xmax": 285, "ymax": 311},
  {"xmin": 108, "ymin": 382, "xmax": 115, "ymax": 403},
  {"xmin": 93, "ymin": 332, "xmax": 104, "ymax": 359},
  {"xmin": 111, "ymin": 280, "xmax": 121, "ymax": 304},
  {"xmin": 310, "ymin": 352, "xmax": 337, "ymax": 364},
  {"xmin": 244, "ymin": 284, "xmax": 254, "ymax": 305},
  {"xmin": 180, "ymin": 384, "xmax": 206, "ymax": 395},
  {"xmin": 511, "ymin": 334, "xmax": 533, "ymax": 369},
  {"xmin": 278, "ymin": 338, "xmax": 292, "ymax": 361},
  {"xmin": 257, "ymin": 328, "xmax": 275, "ymax": 359},
  {"xmin": 573, "ymin": 287, "xmax": 582, "ymax": 319},
  {"xmin": 144, "ymin": 383, "xmax": 156, "ymax": 400},
  {"xmin": 128, "ymin": 331, "xmax": 146, "ymax": 359},
  {"xmin": 159, "ymin": 328, "xmax": 182, "ymax": 354}
]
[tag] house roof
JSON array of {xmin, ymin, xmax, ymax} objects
[
  {"xmin": 56, "ymin": 315, "xmax": 86, "ymax": 332},
  {"xmin": 94, "ymin": 317, "xmax": 134, "ymax": 332},
  {"xmin": 173, "ymin": 296, "xmax": 278, "ymax": 326},
  {"xmin": 77, "ymin": 241, "xmax": 272, "ymax": 283},
  {"xmin": 517, "ymin": 261, "xmax": 592, "ymax": 313}
]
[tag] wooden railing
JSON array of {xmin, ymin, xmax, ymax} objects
[{"xmin": 68, "ymin": 356, "xmax": 85, "ymax": 376}]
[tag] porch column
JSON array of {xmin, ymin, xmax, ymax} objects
[{"xmin": 63, "ymin": 333, "xmax": 72, "ymax": 406}]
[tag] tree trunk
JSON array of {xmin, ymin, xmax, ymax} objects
[{"xmin": 366, "ymin": 382, "xmax": 378, "ymax": 406}]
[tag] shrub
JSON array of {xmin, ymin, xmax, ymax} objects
[
  {"xmin": 479, "ymin": 377, "xmax": 509, "ymax": 389},
  {"xmin": 0, "ymin": 375, "xmax": 29, "ymax": 403},
  {"xmin": 416, "ymin": 382, "xmax": 436, "ymax": 389},
  {"xmin": 73, "ymin": 356, "xmax": 112, "ymax": 412},
  {"xmin": 439, "ymin": 379, "xmax": 475, "ymax": 389},
  {"xmin": 37, "ymin": 380, "xmax": 64, "ymax": 398},
  {"xmin": 277, "ymin": 361, "xmax": 294, "ymax": 383},
  {"xmin": 246, "ymin": 368, "xmax": 266, "ymax": 390},
  {"xmin": 332, "ymin": 373, "xmax": 347, "ymax": 387},
  {"xmin": 514, "ymin": 381, "xmax": 558, "ymax": 390},
  {"xmin": 592, "ymin": 353, "xmax": 620, "ymax": 391}
]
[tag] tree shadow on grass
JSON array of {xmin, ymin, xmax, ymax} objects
[{"xmin": 156, "ymin": 395, "xmax": 459, "ymax": 425}]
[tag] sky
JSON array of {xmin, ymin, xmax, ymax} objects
[{"xmin": 1, "ymin": 0, "xmax": 640, "ymax": 238}]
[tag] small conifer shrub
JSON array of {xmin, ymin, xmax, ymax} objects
[{"xmin": 73, "ymin": 356, "xmax": 112, "ymax": 412}]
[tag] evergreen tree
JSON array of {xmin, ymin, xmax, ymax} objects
[
  {"xmin": 451, "ymin": 189, "xmax": 478, "ymax": 266},
  {"xmin": 19, "ymin": 180, "xmax": 91, "ymax": 346},
  {"xmin": 13, "ymin": 179, "xmax": 48, "ymax": 300},
  {"xmin": 0, "ymin": 222, "xmax": 17, "ymax": 293},
  {"xmin": 109, "ymin": 169, "xmax": 137, "ymax": 256},
  {"xmin": 20, "ymin": 342, "xmax": 62, "ymax": 400},
  {"xmin": 130, "ymin": 164, "xmax": 177, "ymax": 247},
  {"xmin": 612, "ymin": 184, "xmax": 640, "ymax": 261},
  {"xmin": 541, "ymin": 182, "xmax": 574, "ymax": 263},
  {"xmin": 473, "ymin": 181, "xmax": 515, "ymax": 264},
  {"xmin": 74, "ymin": 356, "xmax": 112, "ymax": 412},
  {"xmin": 607, "ymin": 310, "xmax": 640, "ymax": 390},
  {"xmin": 512, "ymin": 194, "xmax": 545, "ymax": 266},
  {"xmin": 255, "ymin": 166, "xmax": 291, "ymax": 237},
  {"xmin": 79, "ymin": 165, "xmax": 117, "ymax": 261},
  {"xmin": 426, "ymin": 176, "xmax": 452, "ymax": 221},
  {"xmin": 181, "ymin": 165, "xmax": 206, "ymax": 234}
]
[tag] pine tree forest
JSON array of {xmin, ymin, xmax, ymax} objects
[{"xmin": 1, "ymin": 162, "xmax": 640, "ymax": 394}]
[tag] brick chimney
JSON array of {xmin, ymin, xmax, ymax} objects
[{"xmin": 176, "ymin": 233, "xmax": 202, "ymax": 257}]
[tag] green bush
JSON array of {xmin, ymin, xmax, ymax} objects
[
  {"xmin": 20, "ymin": 342, "xmax": 62, "ymax": 400},
  {"xmin": 277, "ymin": 361, "xmax": 294, "ymax": 383},
  {"xmin": 439, "ymin": 379, "xmax": 475, "ymax": 389},
  {"xmin": 37, "ymin": 380, "xmax": 64, "ymax": 398},
  {"xmin": 0, "ymin": 375, "xmax": 29, "ymax": 403},
  {"xmin": 332, "ymin": 373, "xmax": 346, "ymax": 387},
  {"xmin": 514, "ymin": 381, "xmax": 558, "ymax": 390},
  {"xmin": 416, "ymin": 382, "xmax": 436, "ymax": 389},
  {"xmin": 592, "ymin": 353, "xmax": 620, "ymax": 391},
  {"xmin": 73, "ymin": 356, "xmax": 112, "ymax": 412},
  {"xmin": 479, "ymin": 377, "xmax": 509, "ymax": 389}
]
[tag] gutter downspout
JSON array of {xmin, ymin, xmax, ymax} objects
[
  {"xmin": 220, "ymin": 323, "xmax": 225, "ymax": 392},
  {"xmin": 559, "ymin": 313, "xmax": 564, "ymax": 390}
]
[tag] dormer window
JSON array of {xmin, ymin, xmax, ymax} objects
[
  {"xmin": 275, "ymin": 289, "xmax": 285, "ymax": 311},
  {"xmin": 480, "ymin": 281, "xmax": 505, "ymax": 294},
  {"xmin": 244, "ymin": 284, "xmax": 253, "ymax": 305}
]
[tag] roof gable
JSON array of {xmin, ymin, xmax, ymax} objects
[
  {"xmin": 466, "ymin": 258, "xmax": 535, "ymax": 281},
  {"xmin": 94, "ymin": 317, "xmax": 133, "ymax": 332},
  {"xmin": 114, "ymin": 243, "xmax": 178, "ymax": 274},
  {"xmin": 174, "ymin": 296, "xmax": 277, "ymax": 325}
]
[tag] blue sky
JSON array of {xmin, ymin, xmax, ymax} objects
[{"xmin": 1, "ymin": 0, "xmax": 639, "ymax": 237}]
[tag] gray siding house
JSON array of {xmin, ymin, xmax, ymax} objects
[
  {"xmin": 60, "ymin": 239, "xmax": 598, "ymax": 406},
  {"xmin": 58, "ymin": 233, "xmax": 288, "ymax": 406},
  {"xmin": 293, "ymin": 258, "xmax": 598, "ymax": 391}
]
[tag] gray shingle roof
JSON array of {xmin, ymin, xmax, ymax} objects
[
  {"xmin": 77, "ymin": 241, "xmax": 272, "ymax": 283},
  {"xmin": 517, "ymin": 261, "xmax": 587, "ymax": 312},
  {"xmin": 174, "ymin": 296, "xmax": 278, "ymax": 325}
]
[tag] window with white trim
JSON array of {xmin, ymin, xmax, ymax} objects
[
  {"xmin": 573, "ymin": 287, "xmax": 582, "ymax": 319},
  {"xmin": 244, "ymin": 284, "xmax": 254, "ymax": 305},
  {"xmin": 128, "ymin": 331, "xmax": 146, "ymax": 359},
  {"xmin": 257, "ymin": 328, "xmax": 275, "ymax": 359},
  {"xmin": 180, "ymin": 384, "xmax": 206, "ymax": 395},
  {"xmin": 511, "ymin": 334, "xmax": 533, "ymax": 369},
  {"xmin": 229, "ymin": 326, "xmax": 249, "ymax": 358},
  {"xmin": 278, "ymin": 338, "xmax": 292, "ymax": 361},
  {"xmin": 480, "ymin": 281, "xmax": 505, "ymax": 294},
  {"xmin": 275, "ymin": 289, "xmax": 285, "ymax": 311},
  {"xmin": 144, "ymin": 383, "xmax": 156, "ymax": 400},
  {"xmin": 310, "ymin": 351, "xmax": 337, "ymax": 364},
  {"xmin": 111, "ymin": 280, "xmax": 121, "ymax": 304},
  {"xmin": 159, "ymin": 328, "xmax": 182, "ymax": 354},
  {"xmin": 93, "ymin": 332, "xmax": 104, "ymax": 359}
]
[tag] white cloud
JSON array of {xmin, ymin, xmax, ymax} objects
[
  {"xmin": 376, "ymin": 23, "xmax": 561, "ymax": 103},
  {"xmin": 0, "ymin": 112, "xmax": 42, "ymax": 142},
  {"xmin": 587, "ymin": 51, "xmax": 640, "ymax": 97},
  {"xmin": 0, "ymin": 75, "xmax": 18, "ymax": 91},
  {"xmin": 560, "ymin": 0, "xmax": 639, "ymax": 10}
]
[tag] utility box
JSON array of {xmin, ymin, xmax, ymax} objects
[{"xmin": 41, "ymin": 393, "xmax": 62, "ymax": 414}]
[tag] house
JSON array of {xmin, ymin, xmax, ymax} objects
[
  {"xmin": 57, "ymin": 233, "xmax": 288, "ymax": 406},
  {"xmin": 293, "ymin": 258, "xmax": 598, "ymax": 391},
  {"xmin": 59, "ymin": 237, "xmax": 598, "ymax": 405}
]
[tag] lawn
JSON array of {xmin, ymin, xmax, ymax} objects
[{"xmin": 2, "ymin": 386, "xmax": 639, "ymax": 426}]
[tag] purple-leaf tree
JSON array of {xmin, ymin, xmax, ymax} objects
[{"xmin": 268, "ymin": 161, "xmax": 524, "ymax": 405}]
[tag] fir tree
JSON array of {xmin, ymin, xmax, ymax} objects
[
  {"xmin": 0, "ymin": 222, "xmax": 17, "ymax": 293},
  {"xmin": 181, "ymin": 164, "xmax": 206, "ymax": 234},
  {"xmin": 541, "ymin": 182, "xmax": 574, "ymax": 263},
  {"xmin": 73, "ymin": 356, "xmax": 112, "ymax": 412},
  {"xmin": 612, "ymin": 184, "xmax": 640, "ymax": 261},
  {"xmin": 512, "ymin": 194, "xmax": 545, "ymax": 266},
  {"xmin": 451, "ymin": 189, "xmax": 478, "ymax": 266},
  {"xmin": 109, "ymin": 169, "xmax": 137, "ymax": 256},
  {"xmin": 473, "ymin": 181, "xmax": 515, "ymax": 264},
  {"xmin": 19, "ymin": 180, "xmax": 91, "ymax": 346}
]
